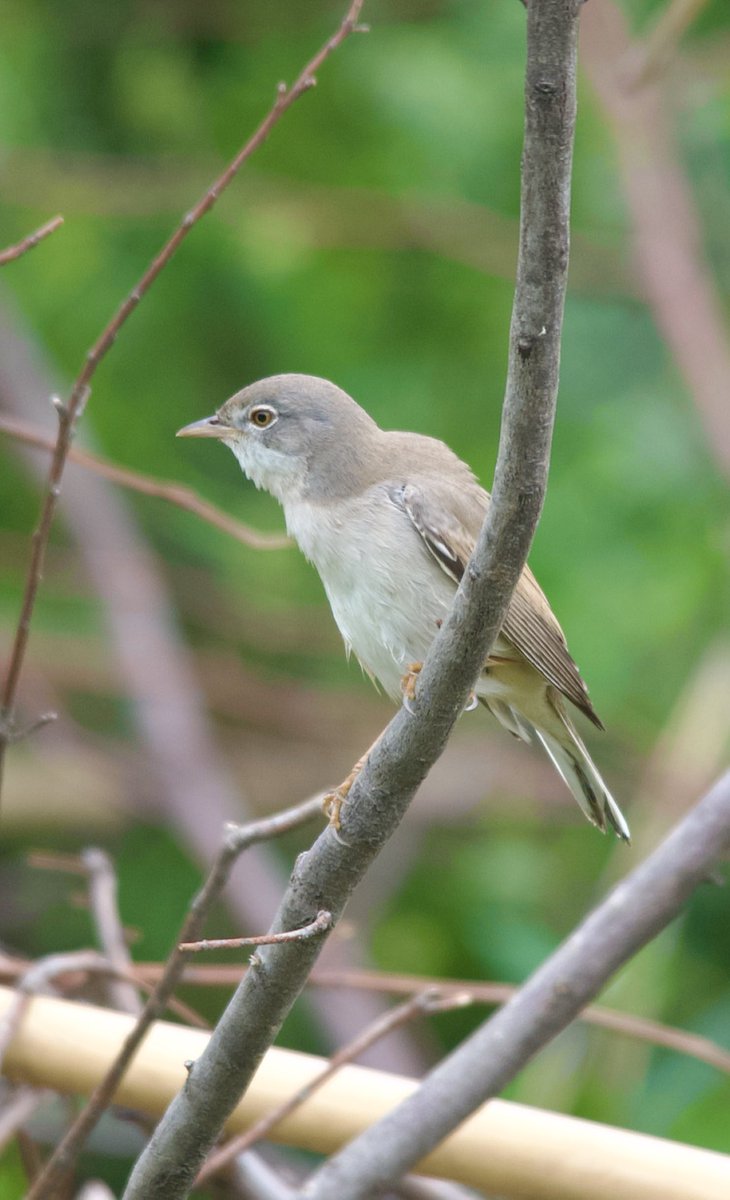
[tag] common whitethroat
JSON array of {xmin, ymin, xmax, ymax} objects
[{"xmin": 178, "ymin": 374, "xmax": 630, "ymax": 842}]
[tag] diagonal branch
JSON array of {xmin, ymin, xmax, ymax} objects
[
  {"xmin": 0, "ymin": 413, "xmax": 292, "ymax": 550},
  {"xmin": 0, "ymin": 216, "xmax": 63, "ymax": 266},
  {"xmin": 121, "ymin": 2, "xmax": 579, "ymax": 1197},
  {"xmin": 22, "ymin": 794, "xmax": 324, "ymax": 1200},
  {"xmin": 299, "ymin": 769, "xmax": 730, "ymax": 1199},
  {"xmin": 0, "ymin": 0, "xmax": 366, "ymax": 793},
  {"xmin": 196, "ymin": 990, "xmax": 470, "ymax": 1185}
]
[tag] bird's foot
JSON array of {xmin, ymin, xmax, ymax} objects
[
  {"xmin": 401, "ymin": 662, "xmax": 423, "ymax": 714},
  {"xmin": 322, "ymin": 759, "xmax": 364, "ymax": 832}
]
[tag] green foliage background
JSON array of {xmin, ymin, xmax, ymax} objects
[{"xmin": 0, "ymin": 0, "xmax": 728, "ymax": 1193}]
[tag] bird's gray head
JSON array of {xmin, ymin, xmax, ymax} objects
[{"xmin": 177, "ymin": 374, "xmax": 381, "ymax": 504}]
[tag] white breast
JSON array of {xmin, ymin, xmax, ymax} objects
[{"xmin": 284, "ymin": 487, "xmax": 455, "ymax": 698}]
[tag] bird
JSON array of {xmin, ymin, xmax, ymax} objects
[{"xmin": 177, "ymin": 373, "xmax": 630, "ymax": 842}]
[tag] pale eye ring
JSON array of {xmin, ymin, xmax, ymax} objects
[{"xmin": 249, "ymin": 406, "xmax": 276, "ymax": 429}]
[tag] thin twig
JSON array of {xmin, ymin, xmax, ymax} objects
[
  {"xmin": 196, "ymin": 989, "xmax": 470, "ymax": 1184},
  {"xmin": 83, "ymin": 848, "xmax": 143, "ymax": 1016},
  {"xmin": 0, "ymin": 0, "xmax": 365, "ymax": 791},
  {"xmin": 180, "ymin": 910, "xmax": 332, "ymax": 953},
  {"xmin": 307, "ymin": 967, "xmax": 730, "ymax": 1076},
  {"xmin": 0, "ymin": 414, "xmax": 291, "ymax": 550},
  {"xmin": 23, "ymin": 795, "xmax": 323, "ymax": 1200},
  {"xmin": 0, "ymin": 216, "xmax": 63, "ymax": 266},
  {"xmin": 2, "ymin": 948, "xmax": 727, "ymax": 1076}
]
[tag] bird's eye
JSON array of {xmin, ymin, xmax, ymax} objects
[{"xmin": 249, "ymin": 406, "xmax": 276, "ymax": 428}]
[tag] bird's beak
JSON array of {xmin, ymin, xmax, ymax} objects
[{"xmin": 176, "ymin": 415, "xmax": 235, "ymax": 440}]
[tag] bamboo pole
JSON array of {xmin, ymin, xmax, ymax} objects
[{"xmin": 1, "ymin": 987, "xmax": 728, "ymax": 1198}]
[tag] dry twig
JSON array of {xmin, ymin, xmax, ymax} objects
[
  {"xmin": 298, "ymin": 770, "xmax": 730, "ymax": 1199},
  {"xmin": 180, "ymin": 910, "xmax": 332, "ymax": 953},
  {"xmin": 0, "ymin": 215, "xmax": 63, "ymax": 266},
  {"xmin": 23, "ymin": 795, "xmax": 323, "ymax": 1200},
  {"xmin": 308, "ymin": 967, "xmax": 730, "ymax": 1076},
  {"xmin": 82, "ymin": 848, "xmax": 142, "ymax": 1016},
  {"xmin": 0, "ymin": 414, "xmax": 291, "ymax": 550},
  {"xmin": 197, "ymin": 989, "xmax": 470, "ymax": 1184}
]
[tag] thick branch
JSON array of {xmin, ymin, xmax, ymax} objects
[
  {"xmin": 196, "ymin": 990, "xmax": 466, "ymax": 1184},
  {"xmin": 122, "ymin": 3, "xmax": 579, "ymax": 1197},
  {"xmin": 300, "ymin": 769, "xmax": 730, "ymax": 1199}
]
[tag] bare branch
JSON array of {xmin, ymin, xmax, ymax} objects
[
  {"xmin": 0, "ymin": 413, "xmax": 292, "ymax": 550},
  {"xmin": 82, "ymin": 848, "xmax": 142, "ymax": 1016},
  {"xmin": 180, "ymin": 911, "xmax": 332, "ymax": 953},
  {"xmin": 307, "ymin": 967, "xmax": 730, "ymax": 1076},
  {"xmin": 299, "ymin": 770, "xmax": 730, "ymax": 1199},
  {"xmin": 121, "ymin": 1, "xmax": 580, "ymax": 1195},
  {"xmin": 196, "ymin": 990, "xmax": 470, "ymax": 1185},
  {"xmin": 0, "ymin": 216, "xmax": 63, "ymax": 266},
  {"xmin": 0, "ymin": 0, "xmax": 365, "ymax": 793},
  {"xmin": 23, "ymin": 795, "xmax": 323, "ymax": 1200},
  {"xmin": 3, "ymin": 947, "xmax": 727, "ymax": 1076}
]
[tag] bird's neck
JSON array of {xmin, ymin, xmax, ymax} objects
[{"xmin": 228, "ymin": 439, "xmax": 308, "ymax": 506}]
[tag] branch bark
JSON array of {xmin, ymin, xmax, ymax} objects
[
  {"xmin": 0, "ymin": 216, "xmax": 63, "ymax": 266},
  {"xmin": 21, "ymin": 797, "xmax": 324, "ymax": 1200},
  {"xmin": 299, "ymin": 769, "xmax": 730, "ymax": 1199},
  {"xmin": 122, "ymin": 1, "xmax": 579, "ymax": 1196}
]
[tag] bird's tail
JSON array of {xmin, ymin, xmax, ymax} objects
[{"xmin": 534, "ymin": 700, "xmax": 630, "ymax": 842}]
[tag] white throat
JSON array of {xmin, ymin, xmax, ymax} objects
[{"xmin": 228, "ymin": 437, "xmax": 307, "ymax": 506}]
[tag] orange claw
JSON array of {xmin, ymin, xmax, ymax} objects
[{"xmin": 400, "ymin": 661, "xmax": 424, "ymax": 713}]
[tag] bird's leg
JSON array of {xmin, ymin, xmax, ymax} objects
[
  {"xmin": 401, "ymin": 661, "xmax": 423, "ymax": 714},
  {"xmin": 323, "ymin": 734, "xmax": 383, "ymax": 831},
  {"xmin": 402, "ymin": 654, "xmax": 479, "ymax": 714}
]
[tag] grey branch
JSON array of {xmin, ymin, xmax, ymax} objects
[
  {"xmin": 83, "ymin": 848, "xmax": 143, "ymax": 1016},
  {"xmin": 122, "ymin": 1, "xmax": 580, "ymax": 1197},
  {"xmin": 299, "ymin": 769, "xmax": 730, "ymax": 1199},
  {"xmin": 24, "ymin": 796, "xmax": 323, "ymax": 1200},
  {"xmin": 196, "ymin": 990, "xmax": 468, "ymax": 1185}
]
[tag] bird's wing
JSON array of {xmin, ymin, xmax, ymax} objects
[{"xmin": 393, "ymin": 480, "xmax": 603, "ymax": 728}]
